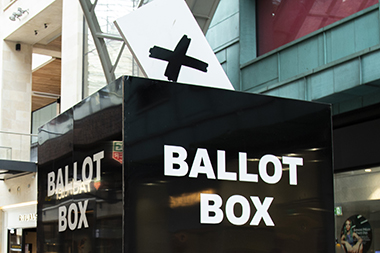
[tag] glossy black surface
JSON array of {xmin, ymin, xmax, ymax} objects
[
  {"xmin": 123, "ymin": 76, "xmax": 334, "ymax": 253},
  {"xmin": 38, "ymin": 76, "xmax": 334, "ymax": 253},
  {"xmin": 38, "ymin": 78, "xmax": 123, "ymax": 253}
]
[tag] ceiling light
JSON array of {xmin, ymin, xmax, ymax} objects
[
  {"xmin": 15, "ymin": 7, "xmax": 28, "ymax": 16},
  {"xmin": 9, "ymin": 13, "xmax": 17, "ymax": 21},
  {"xmin": 9, "ymin": 7, "xmax": 29, "ymax": 21}
]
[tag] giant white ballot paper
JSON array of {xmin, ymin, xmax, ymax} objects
[{"xmin": 114, "ymin": 0, "xmax": 234, "ymax": 90}]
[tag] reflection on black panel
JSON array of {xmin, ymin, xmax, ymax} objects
[
  {"xmin": 38, "ymin": 76, "xmax": 334, "ymax": 253},
  {"xmin": 38, "ymin": 78, "xmax": 123, "ymax": 253}
]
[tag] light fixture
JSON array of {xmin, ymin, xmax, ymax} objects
[
  {"xmin": 0, "ymin": 200, "xmax": 37, "ymax": 210},
  {"xmin": 9, "ymin": 13, "xmax": 17, "ymax": 21},
  {"xmin": 9, "ymin": 7, "xmax": 29, "ymax": 21},
  {"xmin": 16, "ymin": 7, "xmax": 29, "ymax": 17}
]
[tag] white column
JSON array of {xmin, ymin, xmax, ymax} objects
[
  {"xmin": 0, "ymin": 41, "xmax": 32, "ymax": 161},
  {"xmin": 0, "ymin": 210, "xmax": 3, "ymax": 253},
  {"xmin": 61, "ymin": 0, "xmax": 84, "ymax": 112}
]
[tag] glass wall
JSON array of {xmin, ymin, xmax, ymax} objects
[
  {"xmin": 257, "ymin": 0, "xmax": 378, "ymax": 55},
  {"xmin": 31, "ymin": 102, "xmax": 59, "ymax": 162},
  {"xmin": 31, "ymin": 102, "xmax": 59, "ymax": 144},
  {"xmin": 334, "ymin": 167, "xmax": 380, "ymax": 253},
  {"xmin": 83, "ymin": 0, "xmax": 143, "ymax": 97}
]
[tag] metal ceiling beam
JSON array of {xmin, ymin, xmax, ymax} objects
[{"xmin": 78, "ymin": 0, "xmax": 125, "ymax": 84}]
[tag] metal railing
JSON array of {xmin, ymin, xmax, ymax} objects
[{"xmin": 0, "ymin": 131, "xmax": 38, "ymax": 162}]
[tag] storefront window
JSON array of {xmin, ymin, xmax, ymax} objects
[
  {"xmin": 8, "ymin": 229, "xmax": 22, "ymax": 253},
  {"xmin": 8, "ymin": 228, "xmax": 36, "ymax": 253},
  {"xmin": 257, "ymin": 0, "xmax": 378, "ymax": 55},
  {"xmin": 334, "ymin": 167, "xmax": 380, "ymax": 252}
]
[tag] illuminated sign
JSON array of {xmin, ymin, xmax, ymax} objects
[
  {"xmin": 11, "ymin": 245, "xmax": 21, "ymax": 251},
  {"xmin": 112, "ymin": 141, "xmax": 123, "ymax": 164},
  {"xmin": 19, "ymin": 213, "xmax": 37, "ymax": 222}
]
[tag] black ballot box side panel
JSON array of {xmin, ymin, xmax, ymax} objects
[
  {"xmin": 38, "ymin": 77, "xmax": 123, "ymax": 253},
  {"xmin": 38, "ymin": 108, "xmax": 74, "ymax": 253},
  {"xmin": 122, "ymin": 76, "xmax": 334, "ymax": 253}
]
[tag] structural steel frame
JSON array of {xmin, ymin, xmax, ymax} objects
[
  {"xmin": 78, "ymin": 0, "xmax": 219, "ymax": 84},
  {"xmin": 78, "ymin": 0, "xmax": 126, "ymax": 84}
]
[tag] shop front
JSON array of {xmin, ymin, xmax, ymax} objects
[
  {"xmin": 334, "ymin": 108, "xmax": 380, "ymax": 253},
  {"xmin": 2, "ymin": 203, "xmax": 37, "ymax": 253},
  {"xmin": 0, "ymin": 161, "xmax": 37, "ymax": 253}
]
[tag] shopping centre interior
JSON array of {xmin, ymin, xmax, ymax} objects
[{"xmin": 0, "ymin": 0, "xmax": 380, "ymax": 252}]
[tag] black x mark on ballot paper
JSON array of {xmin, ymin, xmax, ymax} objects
[{"xmin": 149, "ymin": 35, "xmax": 209, "ymax": 82}]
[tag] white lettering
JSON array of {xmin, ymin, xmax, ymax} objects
[
  {"xmin": 259, "ymin": 155, "xmax": 282, "ymax": 184},
  {"xmin": 93, "ymin": 151, "xmax": 104, "ymax": 181},
  {"xmin": 73, "ymin": 162, "xmax": 79, "ymax": 195},
  {"xmin": 68, "ymin": 203, "xmax": 78, "ymax": 231},
  {"xmin": 82, "ymin": 156, "xmax": 93, "ymax": 183},
  {"xmin": 164, "ymin": 145, "xmax": 188, "ymax": 176},
  {"xmin": 250, "ymin": 196, "xmax": 275, "ymax": 226},
  {"xmin": 226, "ymin": 195, "xmax": 250, "ymax": 225},
  {"xmin": 189, "ymin": 148, "xmax": 216, "ymax": 179},
  {"xmin": 56, "ymin": 168, "xmax": 64, "ymax": 194},
  {"xmin": 282, "ymin": 156, "xmax": 303, "ymax": 185},
  {"xmin": 58, "ymin": 201, "xmax": 90, "ymax": 232},
  {"xmin": 239, "ymin": 152, "xmax": 258, "ymax": 182},
  {"xmin": 58, "ymin": 206, "xmax": 67, "ymax": 232},
  {"xmin": 79, "ymin": 182, "xmax": 88, "ymax": 194},
  {"xmin": 77, "ymin": 200, "xmax": 89, "ymax": 229},
  {"xmin": 46, "ymin": 151, "xmax": 105, "ymax": 199},
  {"xmin": 64, "ymin": 165, "xmax": 69, "ymax": 189},
  {"xmin": 73, "ymin": 162, "xmax": 78, "ymax": 186},
  {"xmin": 200, "ymin": 193, "xmax": 223, "ymax": 224},
  {"xmin": 47, "ymin": 172, "xmax": 55, "ymax": 197},
  {"xmin": 217, "ymin": 150, "xmax": 237, "ymax": 181},
  {"xmin": 200, "ymin": 194, "xmax": 274, "ymax": 226},
  {"xmin": 164, "ymin": 146, "xmax": 302, "ymax": 185}
]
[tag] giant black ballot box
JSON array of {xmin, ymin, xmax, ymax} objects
[{"xmin": 38, "ymin": 76, "xmax": 334, "ymax": 253}]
